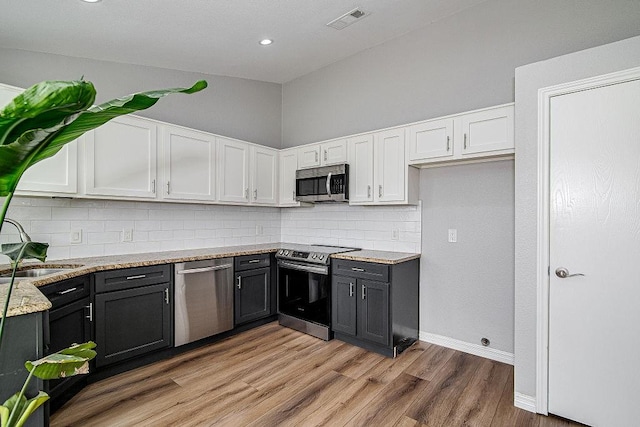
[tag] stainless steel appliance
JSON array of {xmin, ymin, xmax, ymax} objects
[
  {"xmin": 277, "ymin": 244, "xmax": 356, "ymax": 340},
  {"xmin": 296, "ymin": 164, "xmax": 349, "ymax": 203},
  {"xmin": 174, "ymin": 258, "xmax": 233, "ymax": 346}
]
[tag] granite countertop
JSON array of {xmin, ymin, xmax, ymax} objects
[
  {"xmin": 331, "ymin": 250, "xmax": 420, "ymax": 264},
  {"xmin": 0, "ymin": 243, "xmax": 419, "ymax": 317}
]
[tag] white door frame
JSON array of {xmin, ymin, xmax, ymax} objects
[{"xmin": 535, "ymin": 66, "xmax": 640, "ymax": 414}]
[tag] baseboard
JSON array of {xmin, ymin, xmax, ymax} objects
[
  {"xmin": 418, "ymin": 331, "xmax": 514, "ymax": 365},
  {"xmin": 514, "ymin": 392, "xmax": 537, "ymax": 413}
]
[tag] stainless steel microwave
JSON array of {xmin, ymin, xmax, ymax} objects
[{"xmin": 295, "ymin": 164, "xmax": 349, "ymax": 203}]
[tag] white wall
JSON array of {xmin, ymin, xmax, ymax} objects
[
  {"xmin": 420, "ymin": 160, "xmax": 514, "ymax": 354},
  {"xmin": 514, "ymin": 35, "xmax": 640, "ymax": 400},
  {"xmin": 281, "ymin": 203, "xmax": 421, "ymax": 253},
  {"xmin": 0, "ymin": 48, "xmax": 282, "ymax": 148},
  {"xmin": 2, "ymin": 197, "xmax": 280, "ymax": 260},
  {"xmin": 282, "ymin": 0, "xmax": 640, "ymax": 147}
]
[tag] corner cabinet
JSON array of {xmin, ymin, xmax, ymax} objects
[
  {"xmin": 84, "ymin": 115, "xmax": 158, "ymax": 199},
  {"xmin": 408, "ymin": 104, "xmax": 514, "ymax": 165},
  {"xmin": 331, "ymin": 258, "xmax": 419, "ymax": 357},
  {"xmin": 161, "ymin": 125, "xmax": 216, "ymax": 202}
]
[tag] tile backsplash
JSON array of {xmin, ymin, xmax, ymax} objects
[{"xmin": 1, "ymin": 197, "xmax": 421, "ymax": 260}]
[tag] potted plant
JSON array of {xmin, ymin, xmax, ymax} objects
[{"xmin": 0, "ymin": 79, "xmax": 207, "ymax": 426}]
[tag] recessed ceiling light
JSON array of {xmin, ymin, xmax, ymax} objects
[
  {"xmin": 81, "ymin": 0, "xmax": 101, "ymax": 3},
  {"xmin": 259, "ymin": 39, "xmax": 273, "ymax": 46}
]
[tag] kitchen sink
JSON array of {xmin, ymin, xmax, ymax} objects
[{"xmin": 0, "ymin": 265, "xmax": 83, "ymax": 284}]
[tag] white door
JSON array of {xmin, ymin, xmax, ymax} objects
[
  {"xmin": 461, "ymin": 105, "xmax": 513, "ymax": 156},
  {"xmin": 320, "ymin": 139, "xmax": 347, "ymax": 165},
  {"xmin": 217, "ymin": 137, "xmax": 249, "ymax": 203},
  {"xmin": 549, "ymin": 78, "xmax": 640, "ymax": 426},
  {"xmin": 407, "ymin": 118, "xmax": 454, "ymax": 161},
  {"xmin": 279, "ymin": 149, "xmax": 298, "ymax": 206},
  {"xmin": 85, "ymin": 116, "xmax": 157, "ymax": 198},
  {"xmin": 347, "ymin": 134, "xmax": 374, "ymax": 203},
  {"xmin": 374, "ymin": 128, "xmax": 405, "ymax": 203},
  {"xmin": 251, "ymin": 146, "xmax": 277, "ymax": 205},
  {"xmin": 297, "ymin": 144, "xmax": 321, "ymax": 169},
  {"xmin": 162, "ymin": 126, "xmax": 216, "ymax": 201}
]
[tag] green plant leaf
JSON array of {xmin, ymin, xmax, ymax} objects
[
  {"xmin": 1, "ymin": 393, "xmax": 26, "ymax": 427},
  {"xmin": 14, "ymin": 392, "xmax": 48, "ymax": 427},
  {"xmin": 0, "ymin": 405, "xmax": 9, "ymax": 427},
  {"xmin": 25, "ymin": 341, "xmax": 96, "ymax": 380},
  {"xmin": 0, "ymin": 242, "xmax": 48, "ymax": 264}
]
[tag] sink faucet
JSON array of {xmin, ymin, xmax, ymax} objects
[{"xmin": 3, "ymin": 218, "xmax": 32, "ymax": 242}]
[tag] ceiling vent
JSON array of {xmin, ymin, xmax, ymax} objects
[{"xmin": 327, "ymin": 8, "xmax": 369, "ymax": 30}]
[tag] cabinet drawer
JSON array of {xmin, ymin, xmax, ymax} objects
[
  {"xmin": 94, "ymin": 264, "xmax": 171, "ymax": 293},
  {"xmin": 332, "ymin": 259, "xmax": 389, "ymax": 282},
  {"xmin": 40, "ymin": 275, "xmax": 90, "ymax": 309},
  {"xmin": 234, "ymin": 253, "xmax": 271, "ymax": 272}
]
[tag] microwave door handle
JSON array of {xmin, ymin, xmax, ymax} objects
[{"xmin": 326, "ymin": 172, "xmax": 332, "ymax": 199}]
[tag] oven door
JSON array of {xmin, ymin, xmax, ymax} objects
[{"xmin": 278, "ymin": 260, "xmax": 330, "ymax": 327}]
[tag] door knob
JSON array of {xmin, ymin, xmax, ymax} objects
[{"xmin": 555, "ymin": 267, "xmax": 585, "ymax": 278}]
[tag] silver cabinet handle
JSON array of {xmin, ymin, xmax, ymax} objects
[
  {"xmin": 367, "ymin": 185, "xmax": 371, "ymax": 198},
  {"xmin": 164, "ymin": 288, "xmax": 170, "ymax": 304},
  {"xmin": 378, "ymin": 185, "xmax": 383, "ymax": 198},
  {"xmin": 245, "ymin": 188, "xmax": 249, "ymax": 199},
  {"xmin": 126, "ymin": 274, "xmax": 146, "ymax": 280},
  {"xmin": 446, "ymin": 136, "xmax": 450, "ymax": 151},
  {"xmin": 464, "ymin": 133, "xmax": 468, "ymax": 149},
  {"xmin": 167, "ymin": 181, "xmax": 170, "ymax": 195},
  {"xmin": 324, "ymin": 150, "xmax": 327, "ymax": 161},
  {"xmin": 326, "ymin": 172, "xmax": 332, "ymax": 199},
  {"xmin": 57, "ymin": 287, "xmax": 78, "ymax": 295},
  {"xmin": 349, "ymin": 283, "xmax": 354, "ymax": 297},
  {"xmin": 237, "ymin": 276, "xmax": 242, "ymax": 289},
  {"xmin": 85, "ymin": 303, "xmax": 93, "ymax": 322},
  {"xmin": 362, "ymin": 284, "xmax": 366, "ymax": 300},
  {"xmin": 248, "ymin": 259, "xmax": 261, "ymax": 264},
  {"xmin": 151, "ymin": 179, "xmax": 156, "ymax": 194},
  {"xmin": 351, "ymin": 267, "xmax": 365, "ymax": 272},
  {"xmin": 555, "ymin": 267, "xmax": 585, "ymax": 279},
  {"xmin": 254, "ymin": 189, "xmax": 258, "ymax": 200},
  {"xmin": 177, "ymin": 264, "xmax": 232, "ymax": 275}
]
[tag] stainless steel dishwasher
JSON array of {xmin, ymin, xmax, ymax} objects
[{"xmin": 174, "ymin": 258, "xmax": 233, "ymax": 346}]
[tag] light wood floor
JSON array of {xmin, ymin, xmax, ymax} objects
[{"xmin": 51, "ymin": 322, "xmax": 583, "ymax": 427}]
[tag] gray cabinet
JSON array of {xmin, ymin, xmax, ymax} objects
[
  {"xmin": 234, "ymin": 254, "xmax": 271, "ymax": 325},
  {"xmin": 93, "ymin": 265, "xmax": 172, "ymax": 367},
  {"xmin": 331, "ymin": 258, "xmax": 419, "ymax": 357}
]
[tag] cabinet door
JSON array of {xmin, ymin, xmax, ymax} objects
[
  {"xmin": 321, "ymin": 139, "xmax": 347, "ymax": 165},
  {"xmin": 357, "ymin": 280, "xmax": 390, "ymax": 346},
  {"xmin": 279, "ymin": 149, "xmax": 299, "ymax": 206},
  {"xmin": 94, "ymin": 283, "xmax": 171, "ymax": 367},
  {"xmin": 374, "ymin": 128, "xmax": 406, "ymax": 203},
  {"xmin": 162, "ymin": 125, "xmax": 216, "ymax": 201},
  {"xmin": 252, "ymin": 146, "xmax": 277, "ymax": 205},
  {"xmin": 85, "ymin": 116, "xmax": 158, "ymax": 198},
  {"xmin": 17, "ymin": 141, "xmax": 78, "ymax": 195},
  {"xmin": 217, "ymin": 137, "xmax": 250, "ymax": 203},
  {"xmin": 407, "ymin": 118, "xmax": 454, "ymax": 161},
  {"xmin": 461, "ymin": 105, "xmax": 514, "ymax": 156},
  {"xmin": 347, "ymin": 134, "xmax": 374, "ymax": 203},
  {"xmin": 235, "ymin": 267, "xmax": 270, "ymax": 325},
  {"xmin": 331, "ymin": 275, "xmax": 357, "ymax": 336},
  {"xmin": 297, "ymin": 144, "xmax": 321, "ymax": 169}
]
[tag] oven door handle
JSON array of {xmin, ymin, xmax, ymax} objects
[
  {"xmin": 326, "ymin": 172, "xmax": 332, "ymax": 199},
  {"xmin": 278, "ymin": 260, "xmax": 328, "ymax": 275}
]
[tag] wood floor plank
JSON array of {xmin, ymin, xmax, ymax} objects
[
  {"xmin": 404, "ymin": 343, "xmax": 456, "ymax": 381},
  {"xmin": 490, "ymin": 370, "xmax": 539, "ymax": 427}
]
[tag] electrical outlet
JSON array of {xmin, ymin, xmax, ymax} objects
[
  {"xmin": 392, "ymin": 229, "xmax": 399, "ymax": 240},
  {"xmin": 255, "ymin": 225, "xmax": 263, "ymax": 235},
  {"xmin": 122, "ymin": 228, "xmax": 133, "ymax": 242},
  {"xmin": 70, "ymin": 229, "xmax": 82, "ymax": 244},
  {"xmin": 448, "ymin": 229, "xmax": 457, "ymax": 243}
]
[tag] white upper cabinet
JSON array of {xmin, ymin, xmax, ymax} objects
[
  {"xmin": 297, "ymin": 139, "xmax": 348, "ymax": 169},
  {"xmin": 217, "ymin": 137, "xmax": 250, "ymax": 203},
  {"xmin": 408, "ymin": 118, "xmax": 454, "ymax": 161},
  {"xmin": 297, "ymin": 144, "xmax": 321, "ymax": 169},
  {"xmin": 251, "ymin": 145, "xmax": 278, "ymax": 205},
  {"xmin": 161, "ymin": 125, "xmax": 216, "ymax": 202},
  {"xmin": 279, "ymin": 148, "xmax": 299, "ymax": 206},
  {"xmin": 84, "ymin": 116, "xmax": 158, "ymax": 199},
  {"xmin": 348, "ymin": 134, "xmax": 374, "ymax": 203},
  {"xmin": 374, "ymin": 128, "xmax": 406, "ymax": 203},
  {"xmin": 460, "ymin": 105, "xmax": 514, "ymax": 156},
  {"xmin": 409, "ymin": 104, "xmax": 514, "ymax": 165}
]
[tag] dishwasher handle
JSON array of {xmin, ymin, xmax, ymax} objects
[{"xmin": 176, "ymin": 264, "xmax": 233, "ymax": 275}]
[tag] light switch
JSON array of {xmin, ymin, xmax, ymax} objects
[
  {"xmin": 448, "ymin": 229, "xmax": 457, "ymax": 243},
  {"xmin": 122, "ymin": 228, "xmax": 133, "ymax": 242}
]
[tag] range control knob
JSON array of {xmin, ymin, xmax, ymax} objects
[
  {"xmin": 284, "ymin": 250, "xmax": 289, "ymax": 256},
  {"xmin": 278, "ymin": 249, "xmax": 283, "ymax": 255},
  {"xmin": 319, "ymin": 255, "xmax": 325, "ymax": 260},
  {"xmin": 312, "ymin": 254, "xmax": 317, "ymax": 259}
]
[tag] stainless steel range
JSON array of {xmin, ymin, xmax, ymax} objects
[{"xmin": 276, "ymin": 244, "xmax": 357, "ymax": 340}]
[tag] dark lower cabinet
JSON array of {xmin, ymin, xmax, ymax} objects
[
  {"xmin": 235, "ymin": 267, "xmax": 270, "ymax": 325},
  {"xmin": 94, "ymin": 265, "xmax": 172, "ymax": 368},
  {"xmin": 332, "ymin": 258, "xmax": 419, "ymax": 357}
]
